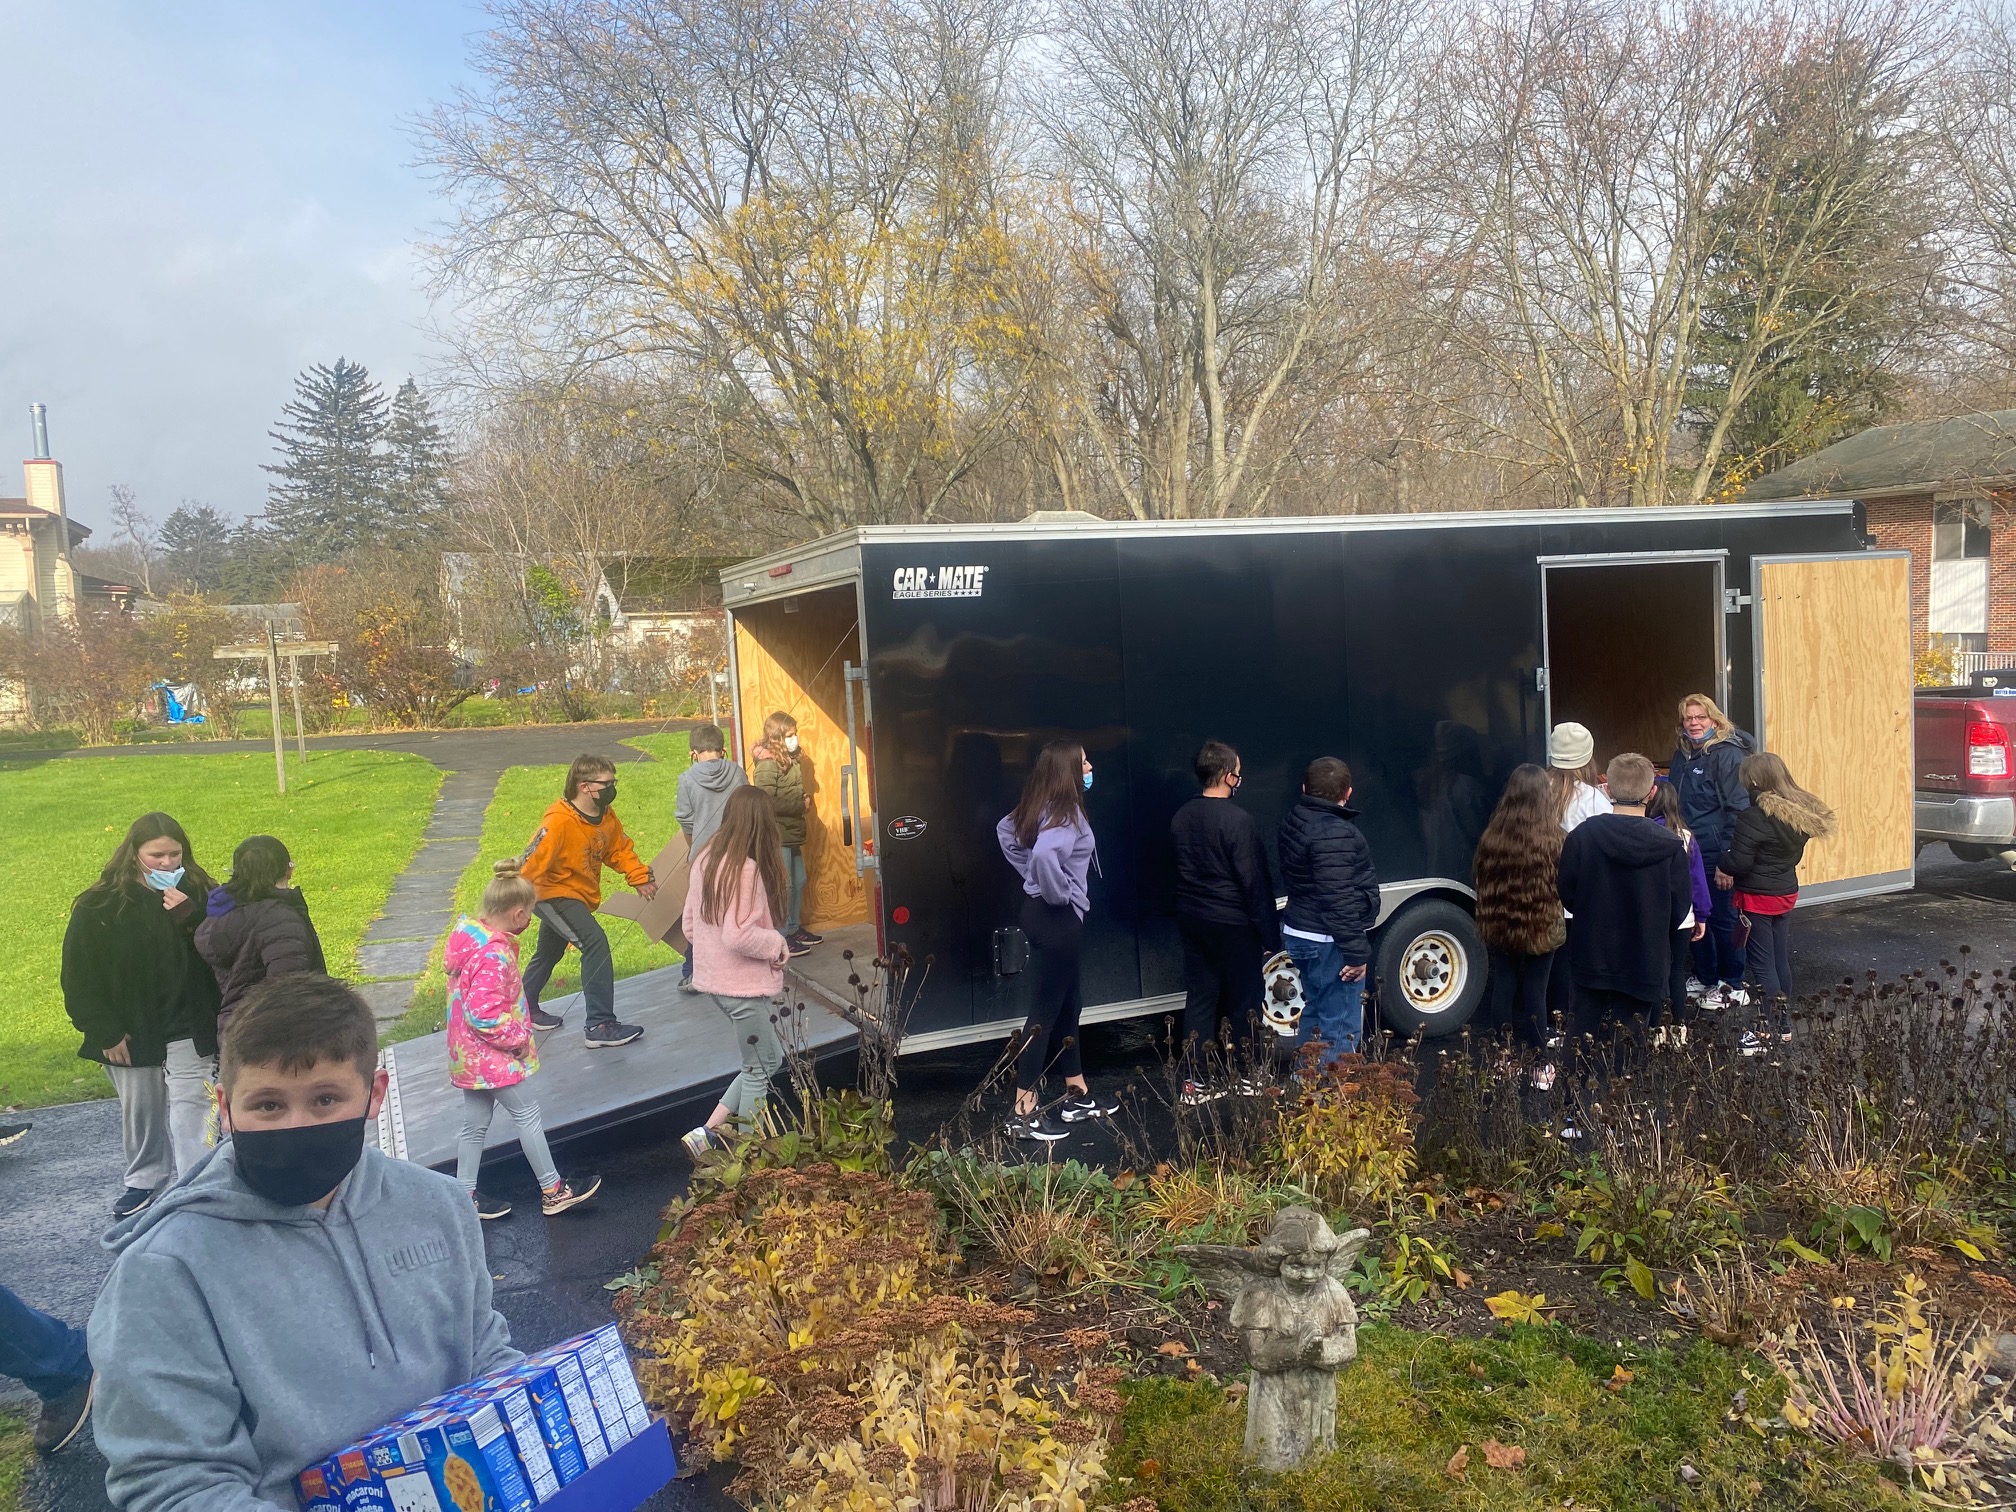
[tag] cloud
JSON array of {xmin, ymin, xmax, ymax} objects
[{"xmin": 0, "ymin": 0, "xmax": 484, "ymax": 531}]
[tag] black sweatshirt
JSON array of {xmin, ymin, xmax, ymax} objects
[
  {"xmin": 1557, "ymin": 813, "xmax": 1693, "ymax": 1004},
  {"xmin": 1171, "ymin": 796, "xmax": 1282, "ymax": 950}
]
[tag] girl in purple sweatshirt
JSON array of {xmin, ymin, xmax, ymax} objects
[{"xmin": 995, "ymin": 741, "xmax": 1115, "ymax": 1142}]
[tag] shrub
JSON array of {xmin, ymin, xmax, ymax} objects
[
  {"xmin": 919, "ymin": 1153, "xmax": 1156, "ymax": 1292},
  {"xmin": 1272, "ymin": 1056, "xmax": 1417, "ymax": 1217},
  {"xmin": 1771, "ymin": 1273, "xmax": 2003, "ymax": 1499},
  {"xmin": 1553, "ymin": 1123, "xmax": 1746, "ymax": 1299}
]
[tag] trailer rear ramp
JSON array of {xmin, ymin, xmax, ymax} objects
[{"xmin": 374, "ymin": 963, "xmax": 856, "ymax": 1169}]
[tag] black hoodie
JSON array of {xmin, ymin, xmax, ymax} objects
[{"xmin": 1557, "ymin": 812, "xmax": 1693, "ymax": 1003}]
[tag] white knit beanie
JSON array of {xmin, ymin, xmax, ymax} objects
[{"xmin": 1548, "ymin": 722, "xmax": 1595, "ymax": 769}]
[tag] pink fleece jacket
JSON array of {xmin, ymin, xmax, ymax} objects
[
  {"xmin": 681, "ymin": 853, "xmax": 789, "ymax": 999},
  {"xmin": 444, "ymin": 916, "xmax": 539, "ymax": 1090}
]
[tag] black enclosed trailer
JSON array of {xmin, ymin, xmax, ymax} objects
[{"xmin": 721, "ymin": 502, "xmax": 1914, "ymax": 1046}]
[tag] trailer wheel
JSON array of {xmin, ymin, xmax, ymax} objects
[{"xmin": 1374, "ymin": 899, "xmax": 1485, "ymax": 1039}]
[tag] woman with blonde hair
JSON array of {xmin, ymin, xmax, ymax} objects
[
  {"xmin": 1725, "ymin": 752, "xmax": 1835, "ymax": 1054},
  {"xmin": 680, "ymin": 786, "xmax": 795, "ymax": 1157},
  {"xmin": 1670, "ymin": 692, "xmax": 1756, "ymax": 1011}
]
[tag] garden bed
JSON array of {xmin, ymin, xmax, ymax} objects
[{"xmin": 609, "ymin": 963, "xmax": 2016, "ymax": 1510}]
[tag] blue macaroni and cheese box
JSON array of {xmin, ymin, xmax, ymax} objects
[{"xmin": 294, "ymin": 1328, "xmax": 653, "ymax": 1512}]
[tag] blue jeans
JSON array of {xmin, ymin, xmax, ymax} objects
[
  {"xmin": 783, "ymin": 845, "xmax": 808, "ymax": 935},
  {"xmin": 1288, "ymin": 937, "xmax": 1364, "ymax": 1064},
  {"xmin": 0, "ymin": 1285, "xmax": 89, "ymax": 1403},
  {"xmin": 1693, "ymin": 849, "xmax": 1745, "ymax": 988}
]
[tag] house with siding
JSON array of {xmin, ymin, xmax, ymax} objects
[{"xmin": 1745, "ymin": 410, "xmax": 2016, "ymax": 678}]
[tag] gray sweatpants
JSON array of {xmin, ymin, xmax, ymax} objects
[
  {"xmin": 710, "ymin": 994, "xmax": 782, "ymax": 1123},
  {"xmin": 456, "ymin": 1082, "xmax": 561, "ymax": 1192},
  {"xmin": 105, "ymin": 1037, "xmax": 216, "ymax": 1192}
]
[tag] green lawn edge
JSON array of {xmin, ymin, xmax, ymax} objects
[{"xmin": 0, "ymin": 749, "xmax": 441, "ymax": 1108}]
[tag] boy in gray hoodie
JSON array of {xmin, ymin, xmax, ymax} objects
[
  {"xmin": 89, "ymin": 974, "xmax": 517, "ymax": 1512},
  {"xmin": 673, "ymin": 723, "xmax": 746, "ymax": 991}
]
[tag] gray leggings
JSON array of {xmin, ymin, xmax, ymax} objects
[
  {"xmin": 457, "ymin": 1082, "xmax": 559, "ymax": 1192},
  {"xmin": 711, "ymin": 994, "xmax": 782, "ymax": 1124}
]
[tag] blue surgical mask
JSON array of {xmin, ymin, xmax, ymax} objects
[
  {"xmin": 1082, "ymin": 772, "xmax": 1094, "ymax": 792},
  {"xmin": 145, "ymin": 866, "xmax": 185, "ymax": 891}
]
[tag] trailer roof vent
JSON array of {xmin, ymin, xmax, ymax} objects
[{"xmin": 1020, "ymin": 509, "xmax": 1106, "ymax": 527}]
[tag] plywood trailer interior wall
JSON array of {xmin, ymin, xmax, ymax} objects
[
  {"xmin": 1546, "ymin": 560, "xmax": 1721, "ymax": 767},
  {"xmin": 732, "ymin": 586, "xmax": 871, "ymax": 932}
]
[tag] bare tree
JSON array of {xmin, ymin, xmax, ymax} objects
[
  {"xmin": 1038, "ymin": 0, "xmax": 1424, "ymax": 518},
  {"xmin": 425, "ymin": 0, "xmax": 1036, "ymax": 532},
  {"xmin": 1938, "ymin": 1, "xmax": 2016, "ymax": 390}
]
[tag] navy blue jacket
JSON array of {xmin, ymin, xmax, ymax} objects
[
  {"xmin": 1669, "ymin": 729, "xmax": 1755, "ymax": 856},
  {"xmin": 1277, "ymin": 794, "xmax": 1379, "ymax": 965}
]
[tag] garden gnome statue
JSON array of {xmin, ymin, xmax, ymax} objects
[{"xmin": 1177, "ymin": 1206, "xmax": 1372, "ymax": 1471}]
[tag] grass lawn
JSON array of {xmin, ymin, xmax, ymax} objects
[
  {"xmin": 0, "ymin": 750, "xmax": 441, "ymax": 1108},
  {"xmin": 0, "ymin": 1408, "xmax": 28, "ymax": 1512},
  {"xmin": 1104, "ymin": 1324, "xmax": 1909, "ymax": 1512},
  {"xmin": 385, "ymin": 732, "xmax": 694, "ymax": 1044}
]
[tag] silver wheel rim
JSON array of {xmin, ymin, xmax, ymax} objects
[{"xmin": 1400, "ymin": 930, "xmax": 1467, "ymax": 1014}]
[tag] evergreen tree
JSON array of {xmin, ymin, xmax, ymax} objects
[
  {"xmin": 157, "ymin": 503, "xmax": 233, "ymax": 593},
  {"xmin": 1689, "ymin": 41, "xmax": 1933, "ymax": 494},
  {"xmin": 261, "ymin": 358, "xmax": 390, "ymax": 563},
  {"xmin": 382, "ymin": 378, "xmax": 454, "ymax": 540},
  {"xmin": 218, "ymin": 521, "xmax": 294, "ymax": 602}
]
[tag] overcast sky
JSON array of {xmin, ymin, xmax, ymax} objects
[{"xmin": 0, "ymin": 0, "xmax": 485, "ymax": 534}]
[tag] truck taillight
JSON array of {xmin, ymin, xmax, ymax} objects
[{"xmin": 1968, "ymin": 721, "xmax": 2011, "ymax": 777}]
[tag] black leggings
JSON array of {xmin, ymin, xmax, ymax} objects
[
  {"xmin": 1486, "ymin": 949, "xmax": 1556, "ymax": 1050},
  {"xmin": 1658, "ymin": 928, "xmax": 1692, "ymax": 1028},
  {"xmin": 1745, "ymin": 911, "xmax": 1794, "ymax": 1032},
  {"xmin": 1017, "ymin": 896, "xmax": 1085, "ymax": 1093}
]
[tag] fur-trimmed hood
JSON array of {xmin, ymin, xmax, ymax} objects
[{"xmin": 1756, "ymin": 789, "xmax": 1834, "ymax": 839}]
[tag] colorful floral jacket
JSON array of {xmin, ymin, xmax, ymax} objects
[{"xmin": 445, "ymin": 916, "xmax": 539, "ymax": 1090}]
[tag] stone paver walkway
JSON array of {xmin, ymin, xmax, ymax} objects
[{"xmin": 353, "ymin": 767, "xmax": 497, "ymax": 1024}]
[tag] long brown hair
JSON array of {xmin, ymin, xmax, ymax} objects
[
  {"xmin": 1738, "ymin": 751, "xmax": 1835, "ymax": 836},
  {"xmin": 83, "ymin": 811, "xmax": 212, "ymax": 903},
  {"xmin": 1545, "ymin": 762, "xmax": 1601, "ymax": 822},
  {"xmin": 697, "ymin": 786, "xmax": 789, "ymax": 927},
  {"xmin": 1643, "ymin": 780, "xmax": 1693, "ymax": 848},
  {"xmin": 1010, "ymin": 741, "xmax": 1088, "ymax": 848},
  {"xmin": 1473, "ymin": 765, "xmax": 1565, "ymax": 955}
]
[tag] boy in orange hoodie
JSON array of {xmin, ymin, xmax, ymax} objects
[{"xmin": 518, "ymin": 754, "xmax": 658, "ymax": 1048}]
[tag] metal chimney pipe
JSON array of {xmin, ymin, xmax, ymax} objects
[{"xmin": 29, "ymin": 403, "xmax": 49, "ymax": 458}]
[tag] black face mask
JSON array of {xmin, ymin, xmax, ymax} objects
[
  {"xmin": 599, "ymin": 781, "xmax": 618, "ymax": 807},
  {"xmin": 231, "ymin": 1116, "xmax": 368, "ymax": 1207}
]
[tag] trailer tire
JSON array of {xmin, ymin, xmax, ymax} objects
[{"xmin": 1373, "ymin": 899, "xmax": 1485, "ymax": 1040}]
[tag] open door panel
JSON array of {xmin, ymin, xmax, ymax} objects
[
  {"xmin": 733, "ymin": 587, "xmax": 873, "ymax": 932},
  {"xmin": 1752, "ymin": 552, "xmax": 1914, "ymax": 901}
]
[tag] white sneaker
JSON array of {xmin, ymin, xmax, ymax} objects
[
  {"xmin": 1557, "ymin": 1120, "xmax": 1584, "ymax": 1141},
  {"xmin": 1699, "ymin": 987, "xmax": 1726, "ymax": 1012},
  {"xmin": 1685, "ymin": 976, "xmax": 1709, "ymax": 1000},
  {"xmin": 1724, "ymin": 985, "xmax": 1753, "ymax": 1009},
  {"xmin": 1738, "ymin": 1030, "xmax": 1768, "ymax": 1057},
  {"xmin": 1530, "ymin": 1063, "xmax": 1557, "ymax": 1091}
]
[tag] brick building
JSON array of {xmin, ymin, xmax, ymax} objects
[{"xmin": 1746, "ymin": 411, "xmax": 2016, "ymax": 673}]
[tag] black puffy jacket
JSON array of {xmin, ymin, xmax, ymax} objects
[
  {"xmin": 1724, "ymin": 790, "xmax": 1835, "ymax": 898},
  {"xmin": 1277, "ymin": 794, "xmax": 1380, "ymax": 965},
  {"xmin": 1171, "ymin": 796, "xmax": 1282, "ymax": 948},
  {"xmin": 196, "ymin": 887, "xmax": 327, "ymax": 1028}
]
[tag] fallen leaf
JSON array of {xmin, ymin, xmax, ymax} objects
[
  {"xmin": 1481, "ymin": 1439, "xmax": 1525, "ymax": 1470},
  {"xmin": 1112, "ymin": 1171, "xmax": 1137, "ymax": 1190},
  {"xmin": 1466, "ymin": 1362, "xmax": 1489, "ymax": 1379},
  {"xmin": 1184, "ymin": 1358, "xmax": 1202, "ymax": 1375},
  {"xmin": 1453, "ymin": 1267, "xmax": 1473, "ymax": 1290},
  {"xmin": 1678, "ymin": 1462, "xmax": 1702, "ymax": 1484},
  {"xmin": 1137, "ymin": 1459, "xmax": 1161, "ymax": 1478},
  {"xmin": 1605, "ymin": 1365, "xmax": 1633, "ymax": 1391},
  {"xmin": 1156, "ymin": 1341, "xmax": 1190, "ymax": 1357},
  {"xmin": 1534, "ymin": 1220, "xmax": 1566, "ymax": 1241},
  {"xmin": 1444, "ymin": 1445, "xmax": 1469, "ymax": 1480}
]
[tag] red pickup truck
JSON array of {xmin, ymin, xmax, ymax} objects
[{"xmin": 1916, "ymin": 685, "xmax": 2016, "ymax": 861}]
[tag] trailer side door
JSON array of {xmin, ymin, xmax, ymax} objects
[{"xmin": 1750, "ymin": 551, "xmax": 1914, "ymax": 902}]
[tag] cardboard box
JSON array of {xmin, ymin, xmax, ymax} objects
[
  {"xmin": 326, "ymin": 1444, "xmax": 397, "ymax": 1512},
  {"xmin": 584, "ymin": 1326, "xmax": 652, "ymax": 1439},
  {"xmin": 525, "ymin": 1348, "xmax": 609, "ymax": 1467},
  {"xmin": 363, "ymin": 1409, "xmax": 534, "ymax": 1512},
  {"xmin": 527, "ymin": 1340, "xmax": 633, "ymax": 1452},
  {"xmin": 492, "ymin": 1362, "xmax": 593, "ymax": 1484},
  {"xmin": 447, "ymin": 1380, "xmax": 561, "ymax": 1503},
  {"xmin": 293, "ymin": 1458, "xmax": 345, "ymax": 1512}
]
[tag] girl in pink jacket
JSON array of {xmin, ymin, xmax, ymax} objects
[
  {"xmin": 680, "ymin": 787, "xmax": 793, "ymax": 1158},
  {"xmin": 448, "ymin": 869, "xmax": 600, "ymax": 1219}
]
